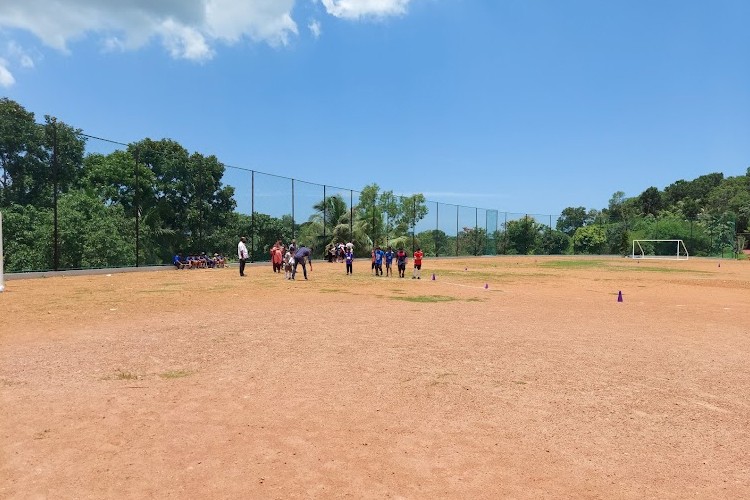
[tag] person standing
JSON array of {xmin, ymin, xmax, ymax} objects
[
  {"xmin": 384, "ymin": 246, "xmax": 395, "ymax": 277},
  {"xmin": 374, "ymin": 246, "xmax": 384, "ymax": 276},
  {"xmin": 412, "ymin": 247, "xmax": 424, "ymax": 279},
  {"xmin": 292, "ymin": 245, "xmax": 313, "ymax": 280},
  {"xmin": 396, "ymin": 247, "xmax": 407, "ymax": 278},
  {"xmin": 271, "ymin": 241, "xmax": 283, "ymax": 273},
  {"xmin": 238, "ymin": 236, "xmax": 249, "ymax": 277},
  {"xmin": 345, "ymin": 247, "xmax": 354, "ymax": 275}
]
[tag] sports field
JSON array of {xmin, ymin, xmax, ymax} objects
[{"xmin": 1, "ymin": 256, "xmax": 749, "ymax": 498}]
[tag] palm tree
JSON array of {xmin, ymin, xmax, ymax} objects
[{"xmin": 311, "ymin": 194, "xmax": 349, "ymax": 235}]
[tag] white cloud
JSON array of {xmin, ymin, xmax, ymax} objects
[
  {"xmin": 0, "ymin": 58, "xmax": 15, "ymax": 87},
  {"xmin": 309, "ymin": 19, "xmax": 322, "ymax": 39},
  {"xmin": 6, "ymin": 41, "xmax": 35, "ymax": 68},
  {"xmin": 320, "ymin": 0, "xmax": 411, "ymax": 19},
  {"xmin": 0, "ymin": 0, "xmax": 299, "ymax": 61},
  {"xmin": 0, "ymin": 0, "xmax": 413, "ymax": 63}
]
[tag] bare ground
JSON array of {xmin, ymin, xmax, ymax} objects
[{"xmin": 1, "ymin": 256, "xmax": 749, "ymax": 499}]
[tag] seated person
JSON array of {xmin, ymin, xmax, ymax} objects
[
  {"xmin": 173, "ymin": 253, "xmax": 188, "ymax": 269},
  {"xmin": 214, "ymin": 253, "xmax": 225, "ymax": 267},
  {"xmin": 201, "ymin": 252, "xmax": 214, "ymax": 268}
]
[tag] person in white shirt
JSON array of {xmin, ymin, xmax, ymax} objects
[{"xmin": 237, "ymin": 236, "xmax": 249, "ymax": 277}]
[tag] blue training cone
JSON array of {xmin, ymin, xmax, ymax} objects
[
  {"xmin": 617, "ymin": 291, "xmax": 623, "ymax": 302},
  {"xmin": 432, "ymin": 273, "xmax": 436, "ymax": 280},
  {"xmin": 484, "ymin": 283, "xmax": 489, "ymax": 290}
]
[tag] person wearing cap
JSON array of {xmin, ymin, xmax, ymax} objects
[{"xmin": 237, "ymin": 236, "xmax": 249, "ymax": 277}]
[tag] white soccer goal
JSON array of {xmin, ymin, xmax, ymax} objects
[
  {"xmin": 0, "ymin": 211, "xmax": 4, "ymax": 292},
  {"xmin": 632, "ymin": 239, "xmax": 689, "ymax": 260}
]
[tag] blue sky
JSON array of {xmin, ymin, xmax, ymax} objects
[{"xmin": 1, "ymin": 0, "xmax": 748, "ymax": 218}]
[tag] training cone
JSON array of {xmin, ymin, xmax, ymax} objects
[
  {"xmin": 484, "ymin": 283, "xmax": 489, "ymax": 289},
  {"xmin": 617, "ymin": 291, "xmax": 623, "ymax": 302},
  {"xmin": 432, "ymin": 273, "xmax": 436, "ymax": 280}
]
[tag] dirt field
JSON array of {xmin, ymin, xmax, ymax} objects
[{"xmin": 1, "ymin": 256, "xmax": 749, "ymax": 499}]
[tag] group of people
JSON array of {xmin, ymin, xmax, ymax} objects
[
  {"xmin": 172, "ymin": 252, "xmax": 226, "ymax": 270},
  {"xmin": 238, "ymin": 238, "xmax": 313, "ymax": 280},
  {"xmin": 325, "ymin": 242, "xmax": 355, "ymax": 263},
  {"xmin": 234, "ymin": 237, "xmax": 425, "ymax": 281},
  {"xmin": 267, "ymin": 239, "xmax": 313, "ymax": 280},
  {"xmin": 369, "ymin": 246, "xmax": 424, "ymax": 279}
]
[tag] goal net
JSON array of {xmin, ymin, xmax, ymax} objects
[{"xmin": 632, "ymin": 239, "xmax": 689, "ymax": 260}]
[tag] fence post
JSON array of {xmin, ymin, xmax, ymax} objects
[
  {"xmin": 51, "ymin": 118, "xmax": 59, "ymax": 271},
  {"xmin": 251, "ymin": 170, "xmax": 255, "ymax": 263},
  {"xmin": 323, "ymin": 185, "xmax": 326, "ymax": 244},
  {"xmin": 475, "ymin": 207, "xmax": 479, "ymax": 255},
  {"xmin": 436, "ymin": 202, "xmax": 439, "ymax": 258},
  {"xmin": 455, "ymin": 205, "xmax": 459, "ymax": 256},
  {"xmin": 134, "ymin": 147, "xmax": 140, "ymax": 267},
  {"xmin": 412, "ymin": 197, "xmax": 416, "ymax": 253},
  {"xmin": 291, "ymin": 178, "xmax": 295, "ymax": 241}
]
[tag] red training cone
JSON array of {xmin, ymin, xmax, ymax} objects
[{"xmin": 617, "ymin": 291, "xmax": 623, "ymax": 302}]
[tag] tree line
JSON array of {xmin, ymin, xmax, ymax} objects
[{"xmin": 1, "ymin": 97, "xmax": 747, "ymax": 272}]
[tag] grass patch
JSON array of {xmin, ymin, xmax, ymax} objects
[
  {"xmin": 113, "ymin": 369, "xmax": 139, "ymax": 380},
  {"xmin": 609, "ymin": 265, "xmax": 708, "ymax": 274},
  {"xmin": 160, "ymin": 369, "xmax": 192, "ymax": 379},
  {"xmin": 391, "ymin": 295, "xmax": 457, "ymax": 303},
  {"xmin": 319, "ymin": 288, "xmax": 341, "ymax": 293},
  {"xmin": 541, "ymin": 260, "xmax": 605, "ymax": 269}
]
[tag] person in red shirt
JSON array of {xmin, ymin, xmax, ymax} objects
[
  {"xmin": 412, "ymin": 247, "xmax": 424, "ymax": 279},
  {"xmin": 270, "ymin": 241, "xmax": 283, "ymax": 273}
]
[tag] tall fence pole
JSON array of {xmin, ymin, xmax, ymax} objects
[
  {"xmin": 291, "ymin": 178, "xmax": 295, "ymax": 241},
  {"xmin": 251, "ymin": 170, "xmax": 255, "ymax": 263},
  {"xmin": 475, "ymin": 207, "xmax": 479, "ymax": 255},
  {"xmin": 134, "ymin": 147, "xmax": 140, "ymax": 267},
  {"xmin": 350, "ymin": 190, "xmax": 353, "ymax": 242},
  {"xmin": 323, "ymin": 185, "xmax": 327, "ymax": 244},
  {"xmin": 436, "ymin": 202, "xmax": 439, "ymax": 258},
  {"xmin": 455, "ymin": 205, "xmax": 459, "ymax": 256},
  {"xmin": 0, "ymin": 211, "xmax": 5, "ymax": 292},
  {"xmin": 52, "ymin": 118, "xmax": 59, "ymax": 271},
  {"xmin": 412, "ymin": 197, "xmax": 416, "ymax": 252}
]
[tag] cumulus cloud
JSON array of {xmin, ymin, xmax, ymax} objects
[
  {"xmin": 0, "ymin": 58, "xmax": 15, "ymax": 87},
  {"xmin": 0, "ymin": 0, "xmax": 299, "ymax": 61},
  {"xmin": 0, "ymin": 0, "xmax": 413, "ymax": 64},
  {"xmin": 320, "ymin": 0, "xmax": 411, "ymax": 19}
]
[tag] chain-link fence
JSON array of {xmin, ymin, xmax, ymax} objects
[{"xmin": 0, "ymin": 130, "xmax": 740, "ymax": 273}]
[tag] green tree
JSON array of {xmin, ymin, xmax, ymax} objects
[
  {"xmin": 504, "ymin": 217, "xmax": 542, "ymax": 254},
  {"xmin": 0, "ymin": 98, "xmax": 44, "ymax": 207},
  {"xmin": 638, "ymin": 186, "xmax": 663, "ymax": 216},
  {"xmin": 572, "ymin": 224, "xmax": 607, "ymax": 254},
  {"xmin": 556, "ymin": 206, "xmax": 590, "ymax": 236}
]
